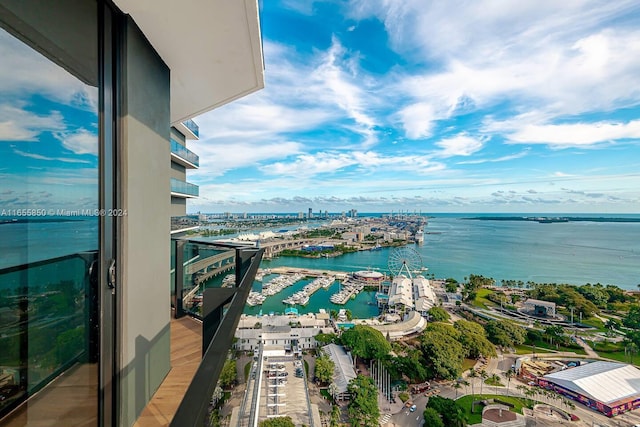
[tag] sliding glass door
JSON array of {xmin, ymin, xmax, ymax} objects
[{"xmin": 0, "ymin": 1, "xmax": 115, "ymax": 425}]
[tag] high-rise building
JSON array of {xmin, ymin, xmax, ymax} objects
[{"xmin": 0, "ymin": 1, "xmax": 264, "ymax": 426}]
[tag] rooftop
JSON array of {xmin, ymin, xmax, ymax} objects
[{"xmin": 543, "ymin": 361, "xmax": 640, "ymax": 405}]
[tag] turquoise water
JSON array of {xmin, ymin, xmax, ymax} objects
[
  {"xmin": 259, "ymin": 216, "xmax": 640, "ymax": 288},
  {"xmin": 3, "ymin": 215, "xmax": 639, "ymax": 318},
  {"xmin": 243, "ymin": 274, "xmax": 379, "ymax": 318},
  {"xmin": 236, "ymin": 216, "xmax": 640, "ymax": 317}
]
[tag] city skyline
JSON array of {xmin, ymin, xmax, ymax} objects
[{"xmin": 188, "ymin": 1, "xmax": 640, "ymax": 214}]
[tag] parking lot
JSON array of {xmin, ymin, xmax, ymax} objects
[{"xmin": 259, "ymin": 358, "xmax": 311, "ymax": 425}]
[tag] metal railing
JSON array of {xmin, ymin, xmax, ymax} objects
[
  {"xmin": 171, "ymin": 138, "xmax": 199, "ymax": 167},
  {"xmin": 170, "ymin": 240, "xmax": 263, "ymax": 427}
]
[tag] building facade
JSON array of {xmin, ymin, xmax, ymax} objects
[{"xmin": 0, "ymin": 1, "xmax": 264, "ymax": 425}]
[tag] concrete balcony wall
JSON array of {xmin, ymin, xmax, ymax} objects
[{"xmin": 119, "ymin": 16, "xmax": 171, "ymax": 427}]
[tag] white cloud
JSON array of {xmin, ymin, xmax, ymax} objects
[
  {"xmin": 261, "ymin": 152, "xmax": 355, "ymax": 177},
  {"xmin": 12, "ymin": 148, "xmax": 90, "ymax": 164},
  {"xmin": 0, "ymin": 29, "xmax": 97, "ymax": 109},
  {"xmin": 397, "ymin": 102, "xmax": 436, "ymax": 139},
  {"xmin": 457, "ymin": 149, "xmax": 530, "ymax": 165},
  {"xmin": 191, "ymin": 140, "xmax": 302, "ymax": 180},
  {"xmin": 434, "ymin": 135, "xmax": 484, "ymax": 157},
  {"xmin": 0, "ymin": 105, "xmax": 64, "ymax": 141},
  {"xmin": 348, "ymin": 1, "xmax": 640, "ymax": 138},
  {"xmin": 260, "ymin": 150, "xmax": 445, "ymax": 178},
  {"xmin": 506, "ymin": 120, "xmax": 640, "ymax": 147},
  {"xmin": 54, "ymin": 129, "xmax": 98, "ymax": 155},
  {"xmin": 311, "ymin": 37, "xmax": 379, "ymax": 146}
]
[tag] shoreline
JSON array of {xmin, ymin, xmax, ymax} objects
[{"xmin": 464, "ymin": 216, "xmax": 640, "ymax": 223}]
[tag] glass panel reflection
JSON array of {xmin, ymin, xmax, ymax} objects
[{"xmin": 0, "ymin": 1, "xmax": 99, "ymax": 423}]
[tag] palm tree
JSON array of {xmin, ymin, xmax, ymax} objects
[
  {"xmin": 490, "ymin": 373, "xmax": 501, "ymax": 395},
  {"xmin": 515, "ymin": 384, "xmax": 527, "ymax": 401},
  {"xmin": 460, "ymin": 379, "xmax": 470, "ymax": 395},
  {"xmin": 452, "ymin": 407, "xmax": 468, "ymax": 427},
  {"xmin": 524, "ymin": 388, "xmax": 535, "ymax": 407},
  {"xmin": 467, "ymin": 368, "xmax": 477, "ymax": 409},
  {"xmin": 452, "ymin": 380, "xmax": 462, "ymax": 399},
  {"xmin": 329, "ymin": 382, "xmax": 339, "ymax": 402},
  {"xmin": 479, "ymin": 369, "xmax": 488, "ymax": 397},
  {"xmin": 504, "ymin": 370, "xmax": 514, "ymax": 397},
  {"xmin": 212, "ymin": 385, "xmax": 223, "ymax": 406}
]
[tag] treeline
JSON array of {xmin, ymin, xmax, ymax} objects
[
  {"xmin": 316, "ymin": 320, "xmax": 502, "ymax": 383},
  {"xmin": 462, "ymin": 275, "xmax": 635, "ymax": 316},
  {"xmin": 527, "ymin": 282, "xmax": 632, "ymax": 315},
  {"xmin": 280, "ymin": 244, "xmax": 358, "ymax": 258},
  {"xmin": 193, "ymin": 228, "xmax": 237, "ymax": 237}
]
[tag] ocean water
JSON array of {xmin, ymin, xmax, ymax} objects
[
  {"xmin": 259, "ymin": 216, "xmax": 640, "ymax": 288},
  {"xmin": 2, "ymin": 215, "xmax": 639, "ymax": 316},
  {"xmin": 239, "ymin": 215, "xmax": 640, "ymax": 317}
]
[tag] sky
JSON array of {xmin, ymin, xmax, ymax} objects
[
  {"xmin": 188, "ymin": 0, "xmax": 640, "ymax": 214},
  {"xmin": 0, "ymin": 28, "xmax": 99, "ymax": 214}
]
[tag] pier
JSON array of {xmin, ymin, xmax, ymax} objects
[{"xmin": 268, "ymin": 266, "xmax": 349, "ymax": 280}]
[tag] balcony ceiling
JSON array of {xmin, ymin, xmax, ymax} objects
[{"xmin": 113, "ymin": 0, "xmax": 265, "ymax": 125}]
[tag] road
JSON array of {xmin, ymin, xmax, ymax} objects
[{"xmin": 384, "ymin": 351, "xmax": 640, "ymax": 427}]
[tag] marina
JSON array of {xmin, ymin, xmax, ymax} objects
[
  {"xmin": 329, "ymin": 279, "xmax": 365, "ymax": 305},
  {"xmin": 282, "ymin": 275, "xmax": 334, "ymax": 306},
  {"xmin": 261, "ymin": 273, "xmax": 305, "ymax": 296}
]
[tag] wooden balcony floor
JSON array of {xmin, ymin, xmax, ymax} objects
[{"xmin": 133, "ymin": 314, "xmax": 202, "ymax": 427}]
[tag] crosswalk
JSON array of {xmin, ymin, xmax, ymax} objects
[{"xmin": 379, "ymin": 413, "xmax": 392, "ymax": 425}]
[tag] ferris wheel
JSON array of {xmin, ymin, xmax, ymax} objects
[{"xmin": 387, "ymin": 247, "xmax": 423, "ymax": 278}]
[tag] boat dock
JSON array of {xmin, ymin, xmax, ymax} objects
[
  {"xmin": 282, "ymin": 276, "xmax": 334, "ymax": 306},
  {"xmin": 268, "ymin": 267, "xmax": 349, "ymax": 281},
  {"xmin": 329, "ymin": 280, "xmax": 364, "ymax": 305}
]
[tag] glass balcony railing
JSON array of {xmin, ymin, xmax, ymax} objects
[
  {"xmin": 0, "ymin": 251, "xmax": 98, "ymax": 419},
  {"xmin": 170, "ymin": 239, "xmax": 263, "ymax": 427},
  {"xmin": 182, "ymin": 119, "xmax": 199, "ymax": 138},
  {"xmin": 170, "ymin": 138, "xmax": 199, "ymax": 168},
  {"xmin": 170, "ymin": 178, "xmax": 199, "ymax": 198},
  {"xmin": 173, "ymin": 241, "xmax": 235, "ymax": 318}
]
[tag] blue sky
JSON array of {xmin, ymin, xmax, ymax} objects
[
  {"xmin": 0, "ymin": 28, "xmax": 98, "ymax": 213},
  {"xmin": 190, "ymin": 0, "xmax": 640, "ymax": 214}
]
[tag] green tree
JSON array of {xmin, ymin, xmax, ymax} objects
[
  {"xmin": 467, "ymin": 368, "xmax": 477, "ymax": 410},
  {"xmin": 428, "ymin": 306, "xmax": 450, "ymax": 322},
  {"xmin": 420, "ymin": 323, "xmax": 464, "ymax": 379},
  {"xmin": 426, "ymin": 396, "xmax": 466, "ymax": 427},
  {"xmin": 543, "ymin": 325, "xmax": 565, "ymax": 346},
  {"xmin": 314, "ymin": 332, "xmax": 338, "ymax": 346},
  {"xmin": 219, "ymin": 359, "xmax": 236, "ymax": 389},
  {"xmin": 623, "ymin": 305, "xmax": 640, "ymax": 329},
  {"xmin": 347, "ymin": 375, "xmax": 379, "ymax": 427},
  {"xmin": 423, "ymin": 407, "xmax": 445, "ymax": 427},
  {"xmin": 454, "ymin": 319, "xmax": 497, "ymax": 359},
  {"xmin": 504, "ymin": 369, "xmax": 514, "ymax": 397},
  {"xmin": 315, "ymin": 352, "xmax": 335, "ymax": 384},
  {"xmin": 479, "ymin": 369, "xmax": 488, "ymax": 396},
  {"xmin": 444, "ymin": 278, "xmax": 459, "ymax": 293},
  {"xmin": 340, "ymin": 325, "xmax": 391, "ymax": 361},
  {"xmin": 392, "ymin": 354, "xmax": 429, "ymax": 382},
  {"xmin": 485, "ymin": 319, "xmax": 526, "ymax": 348},
  {"xmin": 259, "ymin": 416, "xmax": 295, "ymax": 427}
]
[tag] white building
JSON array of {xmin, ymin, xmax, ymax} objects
[
  {"xmin": 413, "ymin": 276, "xmax": 438, "ymax": 315},
  {"xmin": 322, "ymin": 344, "xmax": 357, "ymax": 401},
  {"xmin": 388, "ymin": 274, "xmax": 438, "ymax": 315},
  {"xmin": 234, "ymin": 313, "xmax": 333, "ymax": 353}
]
